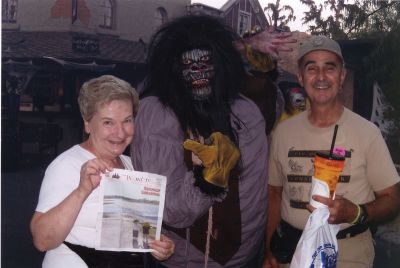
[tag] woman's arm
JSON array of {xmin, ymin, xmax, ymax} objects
[{"xmin": 30, "ymin": 158, "xmax": 112, "ymax": 251}]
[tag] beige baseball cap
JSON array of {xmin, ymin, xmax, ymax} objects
[{"xmin": 297, "ymin": 35, "xmax": 343, "ymax": 63}]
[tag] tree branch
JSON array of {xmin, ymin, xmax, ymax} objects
[{"xmin": 346, "ymin": 2, "xmax": 398, "ymax": 35}]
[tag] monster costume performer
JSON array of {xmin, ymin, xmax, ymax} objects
[{"xmin": 131, "ymin": 15, "xmax": 270, "ymax": 267}]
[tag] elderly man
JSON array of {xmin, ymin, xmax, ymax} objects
[{"xmin": 263, "ymin": 35, "xmax": 400, "ymax": 268}]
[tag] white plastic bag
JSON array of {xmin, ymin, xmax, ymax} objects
[{"xmin": 290, "ymin": 208, "xmax": 340, "ymax": 268}]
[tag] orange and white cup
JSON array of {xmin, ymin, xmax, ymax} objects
[{"xmin": 310, "ymin": 152, "xmax": 345, "ymax": 208}]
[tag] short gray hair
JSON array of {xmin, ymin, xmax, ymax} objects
[{"xmin": 78, "ymin": 75, "xmax": 139, "ymax": 121}]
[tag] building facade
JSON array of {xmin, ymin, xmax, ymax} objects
[
  {"xmin": 190, "ymin": 0, "xmax": 268, "ymax": 36},
  {"xmin": 2, "ymin": 0, "xmax": 189, "ymax": 42},
  {"xmin": 1, "ymin": 0, "xmax": 268, "ymax": 171},
  {"xmin": 221, "ymin": 0, "xmax": 268, "ymax": 36},
  {"xmin": 2, "ymin": 0, "xmax": 191, "ymax": 171}
]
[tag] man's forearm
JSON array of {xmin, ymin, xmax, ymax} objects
[
  {"xmin": 367, "ymin": 182, "xmax": 400, "ymax": 224},
  {"xmin": 266, "ymin": 185, "xmax": 283, "ymax": 249}
]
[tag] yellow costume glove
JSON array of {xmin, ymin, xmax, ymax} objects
[
  {"xmin": 183, "ymin": 132, "xmax": 240, "ymax": 188},
  {"xmin": 245, "ymin": 44, "xmax": 275, "ymax": 73}
]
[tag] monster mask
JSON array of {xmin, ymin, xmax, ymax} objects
[
  {"xmin": 181, "ymin": 48, "xmax": 215, "ymax": 100},
  {"xmin": 289, "ymin": 87, "xmax": 306, "ymax": 111}
]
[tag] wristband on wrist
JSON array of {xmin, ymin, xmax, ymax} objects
[
  {"xmin": 358, "ymin": 204, "xmax": 369, "ymax": 224},
  {"xmin": 350, "ymin": 204, "xmax": 361, "ymax": 225}
]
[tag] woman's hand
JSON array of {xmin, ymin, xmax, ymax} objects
[
  {"xmin": 149, "ymin": 234, "xmax": 175, "ymax": 261},
  {"xmin": 78, "ymin": 158, "xmax": 113, "ymax": 196}
]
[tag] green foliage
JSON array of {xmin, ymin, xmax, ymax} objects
[
  {"xmin": 363, "ymin": 25, "xmax": 400, "ymax": 163},
  {"xmin": 364, "ymin": 25, "xmax": 400, "ymax": 118},
  {"xmin": 344, "ymin": 0, "xmax": 400, "ymax": 38},
  {"xmin": 300, "ymin": 0, "xmax": 400, "ymax": 39},
  {"xmin": 264, "ymin": 0, "xmax": 296, "ymax": 30},
  {"xmin": 300, "ymin": 0, "xmax": 346, "ymax": 38}
]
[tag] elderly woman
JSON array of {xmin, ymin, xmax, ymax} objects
[{"xmin": 30, "ymin": 75, "xmax": 174, "ymax": 267}]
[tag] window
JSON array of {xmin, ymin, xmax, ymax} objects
[
  {"xmin": 72, "ymin": 0, "xmax": 77, "ymax": 23},
  {"xmin": 238, "ymin": 11, "xmax": 250, "ymax": 36},
  {"xmin": 2, "ymin": 0, "xmax": 18, "ymax": 23},
  {"xmin": 154, "ymin": 7, "xmax": 167, "ymax": 30},
  {"xmin": 99, "ymin": 0, "xmax": 114, "ymax": 28}
]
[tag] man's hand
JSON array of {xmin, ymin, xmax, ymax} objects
[
  {"xmin": 183, "ymin": 132, "xmax": 240, "ymax": 188},
  {"xmin": 262, "ymin": 249, "xmax": 280, "ymax": 268},
  {"xmin": 307, "ymin": 195, "xmax": 358, "ymax": 224}
]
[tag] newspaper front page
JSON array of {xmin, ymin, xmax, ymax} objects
[{"xmin": 95, "ymin": 169, "xmax": 166, "ymax": 252}]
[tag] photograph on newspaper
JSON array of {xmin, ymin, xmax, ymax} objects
[{"xmin": 95, "ymin": 168, "xmax": 166, "ymax": 252}]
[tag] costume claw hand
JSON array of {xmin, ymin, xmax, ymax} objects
[{"xmin": 245, "ymin": 26, "xmax": 297, "ymax": 59}]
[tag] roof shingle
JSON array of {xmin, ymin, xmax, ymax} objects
[{"xmin": 2, "ymin": 31, "xmax": 147, "ymax": 63}]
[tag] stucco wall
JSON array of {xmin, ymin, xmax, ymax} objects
[{"xmin": 7, "ymin": 0, "xmax": 190, "ymax": 42}]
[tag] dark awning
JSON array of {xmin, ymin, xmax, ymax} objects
[
  {"xmin": 43, "ymin": 56, "xmax": 115, "ymax": 72},
  {"xmin": 2, "ymin": 31, "xmax": 147, "ymax": 64}
]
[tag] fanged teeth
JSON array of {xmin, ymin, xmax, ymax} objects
[
  {"xmin": 192, "ymin": 79, "xmax": 208, "ymax": 86},
  {"xmin": 193, "ymin": 87, "xmax": 211, "ymax": 97}
]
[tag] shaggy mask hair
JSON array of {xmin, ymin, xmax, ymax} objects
[{"xmin": 142, "ymin": 15, "xmax": 246, "ymax": 140}]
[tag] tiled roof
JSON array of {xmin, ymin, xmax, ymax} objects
[{"xmin": 2, "ymin": 31, "xmax": 147, "ymax": 64}]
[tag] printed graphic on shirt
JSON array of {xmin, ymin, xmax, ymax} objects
[{"xmin": 286, "ymin": 149, "xmax": 351, "ymax": 209}]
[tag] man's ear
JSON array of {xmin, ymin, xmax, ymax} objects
[
  {"xmin": 340, "ymin": 67, "xmax": 347, "ymax": 86},
  {"xmin": 296, "ymin": 72, "xmax": 304, "ymax": 87}
]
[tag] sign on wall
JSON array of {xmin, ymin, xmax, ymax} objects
[{"xmin": 72, "ymin": 36, "xmax": 99, "ymax": 53}]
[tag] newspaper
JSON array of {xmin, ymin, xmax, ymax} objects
[{"xmin": 95, "ymin": 168, "xmax": 166, "ymax": 252}]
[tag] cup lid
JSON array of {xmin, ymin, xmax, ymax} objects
[{"xmin": 316, "ymin": 151, "xmax": 345, "ymax": 161}]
